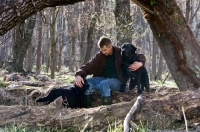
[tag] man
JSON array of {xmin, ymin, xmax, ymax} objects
[{"xmin": 74, "ymin": 36, "xmax": 146, "ymax": 107}]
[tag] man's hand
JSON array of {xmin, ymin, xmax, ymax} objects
[
  {"xmin": 128, "ymin": 61, "xmax": 143, "ymax": 71},
  {"xmin": 74, "ymin": 76, "xmax": 84, "ymax": 87}
]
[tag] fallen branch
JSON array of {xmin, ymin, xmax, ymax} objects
[{"xmin": 123, "ymin": 96, "xmax": 144, "ymax": 132}]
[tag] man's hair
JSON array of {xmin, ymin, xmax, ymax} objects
[{"xmin": 97, "ymin": 36, "xmax": 112, "ymax": 48}]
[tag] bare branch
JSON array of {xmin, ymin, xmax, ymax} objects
[
  {"xmin": 0, "ymin": 0, "xmax": 85, "ymax": 36},
  {"xmin": 123, "ymin": 96, "xmax": 144, "ymax": 132},
  {"xmin": 131, "ymin": 0, "xmax": 155, "ymax": 15}
]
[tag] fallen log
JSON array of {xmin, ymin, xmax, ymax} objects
[{"xmin": 0, "ymin": 88, "xmax": 200, "ymax": 131}]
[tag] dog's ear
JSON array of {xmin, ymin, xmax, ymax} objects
[
  {"xmin": 122, "ymin": 43, "xmax": 129, "ymax": 48},
  {"xmin": 132, "ymin": 45, "xmax": 137, "ymax": 53},
  {"xmin": 121, "ymin": 43, "xmax": 126, "ymax": 48}
]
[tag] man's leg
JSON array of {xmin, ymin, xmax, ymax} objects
[
  {"xmin": 100, "ymin": 78, "xmax": 122, "ymax": 105},
  {"xmin": 83, "ymin": 77, "xmax": 105, "ymax": 108}
]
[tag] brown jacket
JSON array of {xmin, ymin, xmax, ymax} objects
[{"xmin": 75, "ymin": 46, "xmax": 146, "ymax": 83}]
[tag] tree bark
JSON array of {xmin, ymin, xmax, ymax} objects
[{"xmin": 132, "ymin": 0, "xmax": 200, "ymax": 91}]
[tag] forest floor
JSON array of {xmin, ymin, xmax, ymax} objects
[{"xmin": 0, "ymin": 70, "xmax": 200, "ymax": 131}]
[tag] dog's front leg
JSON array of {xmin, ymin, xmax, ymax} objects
[
  {"xmin": 129, "ymin": 78, "xmax": 137, "ymax": 90},
  {"xmin": 137, "ymin": 70, "xmax": 142, "ymax": 94}
]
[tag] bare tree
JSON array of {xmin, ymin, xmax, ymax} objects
[
  {"xmin": 114, "ymin": 0, "xmax": 132, "ymax": 45},
  {"xmin": 84, "ymin": 0, "xmax": 101, "ymax": 64},
  {"xmin": 11, "ymin": 14, "xmax": 36, "ymax": 72},
  {"xmin": 36, "ymin": 12, "xmax": 43, "ymax": 75},
  {"xmin": 50, "ymin": 7, "xmax": 56, "ymax": 79}
]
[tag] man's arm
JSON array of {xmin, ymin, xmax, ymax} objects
[
  {"xmin": 74, "ymin": 52, "xmax": 102, "ymax": 86},
  {"xmin": 137, "ymin": 54, "xmax": 146, "ymax": 65},
  {"xmin": 128, "ymin": 54, "xmax": 146, "ymax": 71}
]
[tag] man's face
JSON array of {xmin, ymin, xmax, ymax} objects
[{"xmin": 100, "ymin": 44, "xmax": 113, "ymax": 56}]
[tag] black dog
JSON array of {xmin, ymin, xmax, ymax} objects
[
  {"xmin": 36, "ymin": 79, "xmax": 89, "ymax": 109},
  {"xmin": 121, "ymin": 43, "xmax": 149, "ymax": 93}
]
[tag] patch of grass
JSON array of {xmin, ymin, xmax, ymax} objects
[
  {"xmin": 0, "ymin": 81, "xmax": 9, "ymax": 87},
  {"xmin": 163, "ymin": 80, "xmax": 178, "ymax": 88},
  {"xmin": 131, "ymin": 120, "xmax": 148, "ymax": 132},
  {"xmin": 0, "ymin": 76, "xmax": 4, "ymax": 81},
  {"xmin": 0, "ymin": 125, "xmax": 69, "ymax": 132},
  {"xmin": 29, "ymin": 76, "xmax": 37, "ymax": 82},
  {"xmin": 151, "ymin": 80, "xmax": 178, "ymax": 88},
  {"xmin": 54, "ymin": 74, "xmax": 75, "ymax": 84},
  {"xmin": 107, "ymin": 122, "xmax": 123, "ymax": 132}
]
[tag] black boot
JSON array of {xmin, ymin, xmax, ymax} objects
[
  {"xmin": 83, "ymin": 95, "xmax": 92, "ymax": 108},
  {"xmin": 102, "ymin": 96, "xmax": 112, "ymax": 105}
]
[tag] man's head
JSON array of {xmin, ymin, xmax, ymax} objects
[{"xmin": 98, "ymin": 36, "xmax": 113, "ymax": 56}]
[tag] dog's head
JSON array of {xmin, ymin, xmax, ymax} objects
[
  {"xmin": 66, "ymin": 78, "xmax": 89, "ymax": 108},
  {"xmin": 121, "ymin": 43, "xmax": 137, "ymax": 57}
]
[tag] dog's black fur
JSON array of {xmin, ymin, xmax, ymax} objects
[
  {"xmin": 121, "ymin": 43, "xmax": 149, "ymax": 94},
  {"xmin": 36, "ymin": 79, "xmax": 89, "ymax": 109}
]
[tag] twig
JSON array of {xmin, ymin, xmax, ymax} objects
[
  {"xmin": 182, "ymin": 107, "xmax": 188, "ymax": 132},
  {"xmin": 9, "ymin": 108, "xmax": 31, "ymax": 119},
  {"xmin": 59, "ymin": 113, "xmax": 63, "ymax": 131},
  {"xmin": 162, "ymin": 71, "xmax": 170, "ymax": 84},
  {"xmin": 25, "ymin": 89, "xmax": 27, "ymax": 106},
  {"xmin": 123, "ymin": 96, "xmax": 144, "ymax": 132}
]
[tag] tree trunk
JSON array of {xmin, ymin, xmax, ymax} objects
[
  {"xmin": 151, "ymin": 37, "xmax": 157, "ymax": 80},
  {"xmin": 36, "ymin": 12, "xmax": 43, "ymax": 75},
  {"xmin": 157, "ymin": 51, "xmax": 163, "ymax": 80},
  {"xmin": 78, "ymin": 2, "xmax": 88, "ymax": 66},
  {"xmin": 66, "ymin": 6, "xmax": 76, "ymax": 72},
  {"xmin": 0, "ymin": 88, "xmax": 200, "ymax": 131},
  {"xmin": 0, "ymin": 35, "xmax": 6, "ymax": 60},
  {"xmin": 57, "ymin": 14, "xmax": 65, "ymax": 72},
  {"xmin": 45, "ymin": 29, "xmax": 50, "ymax": 73},
  {"xmin": 132, "ymin": 0, "xmax": 200, "ymax": 91},
  {"xmin": 114, "ymin": 0, "xmax": 132, "ymax": 46},
  {"xmin": 25, "ymin": 42, "xmax": 33, "ymax": 72},
  {"xmin": 11, "ymin": 14, "xmax": 36, "ymax": 73},
  {"xmin": 83, "ymin": 0, "xmax": 101, "ymax": 64},
  {"xmin": 185, "ymin": 0, "xmax": 191, "ymax": 23},
  {"xmin": 50, "ymin": 7, "xmax": 56, "ymax": 79}
]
